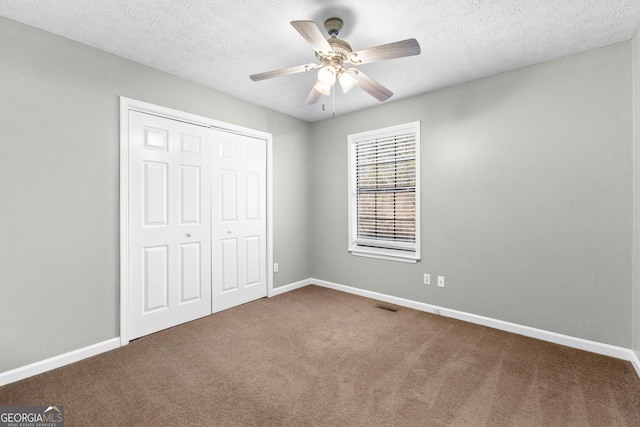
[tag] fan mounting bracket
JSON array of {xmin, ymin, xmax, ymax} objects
[{"xmin": 324, "ymin": 17, "xmax": 343, "ymax": 36}]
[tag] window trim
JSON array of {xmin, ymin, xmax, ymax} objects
[{"xmin": 347, "ymin": 121, "xmax": 421, "ymax": 263}]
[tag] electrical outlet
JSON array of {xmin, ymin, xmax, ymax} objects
[
  {"xmin": 438, "ymin": 276, "xmax": 445, "ymax": 287},
  {"xmin": 423, "ymin": 273, "xmax": 430, "ymax": 285},
  {"xmin": 273, "ymin": 263, "xmax": 279, "ymax": 273}
]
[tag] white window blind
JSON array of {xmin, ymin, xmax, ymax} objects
[{"xmin": 348, "ymin": 122, "xmax": 420, "ymax": 263}]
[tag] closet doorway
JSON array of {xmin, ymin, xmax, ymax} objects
[{"xmin": 119, "ymin": 97, "xmax": 272, "ymax": 343}]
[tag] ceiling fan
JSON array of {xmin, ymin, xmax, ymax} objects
[{"xmin": 250, "ymin": 18, "xmax": 421, "ymax": 105}]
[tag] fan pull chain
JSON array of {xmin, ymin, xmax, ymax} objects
[
  {"xmin": 332, "ymin": 86, "xmax": 335, "ymax": 119},
  {"xmin": 320, "ymin": 87, "xmax": 335, "ymax": 118}
]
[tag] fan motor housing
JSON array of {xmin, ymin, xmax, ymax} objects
[
  {"xmin": 316, "ymin": 37, "xmax": 352, "ymax": 63},
  {"xmin": 328, "ymin": 37, "xmax": 352, "ymax": 58}
]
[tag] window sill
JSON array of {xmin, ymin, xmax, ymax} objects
[{"xmin": 348, "ymin": 247, "xmax": 419, "ymax": 264}]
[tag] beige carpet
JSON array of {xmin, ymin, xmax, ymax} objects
[{"xmin": 1, "ymin": 285, "xmax": 639, "ymax": 426}]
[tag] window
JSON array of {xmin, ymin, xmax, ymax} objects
[{"xmin": 348, "ymin": 121, "xmax": 420, "ymax": 263}]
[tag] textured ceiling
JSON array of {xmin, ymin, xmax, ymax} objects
[{"xmin": 2, "ymin": 0, "xmax": 640, "ymax": 122}]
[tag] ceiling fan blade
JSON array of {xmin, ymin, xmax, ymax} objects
[
  {"xmin": 350, "ymin": 69, "xmax": 393, "ymax": 102},
  {"xmin": 347, "ymin": 38, "xmax": 421, "ymax": 65},
  {"xmin": 250, "ymin": 63, "xmax": 319, "ymax": 81},
  {"xmin": 291, "ymin": 20, "xmax": 334, "ymax": 55},
  {"xmin": 304, "ymin": 87, "xmax": 322, "ymax": 105}
]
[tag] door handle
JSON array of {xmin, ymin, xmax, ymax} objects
[{"xmin": 186, "ymin": 233, "xmax": 192, "ymax": 237}]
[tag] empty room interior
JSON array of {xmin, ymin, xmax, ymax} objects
[{"xmin": 2, "ymin": 1, "xmax": 640, "ymax": 425}]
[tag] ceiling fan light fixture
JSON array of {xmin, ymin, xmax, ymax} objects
[
  {"xmin": 317, "ymin": 65, "xmax": 337, "ymax": 86},
  {"xmin": 313, "ymin": 80, "xmax": 332, "ymax": 96},
  {"xmin": 338, "ymin": 71, "xmax": 357, "ymax": 93}
]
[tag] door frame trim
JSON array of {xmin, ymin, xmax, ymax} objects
[{"xmin": 119, "ymin": 96, "xmax": 274, "ymax": 346}]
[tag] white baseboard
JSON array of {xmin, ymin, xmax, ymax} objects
[
  {"xmin": 312, "ymin": 278, "xmax": 440, "ymax": 315},
  {"xmin": 439, "ymin": 307, "xmax": 635, "ymax": 361},
  {"xmin": 0, "ymin": 338, "xmax": 121, "ymax": 387},
  {"xmin": 270, "ymin": 278, "xmax": 313, "ymax": 297},
  {"xmin": 632, "ymin": 350, "xmax": 640, "ymax": 378},
  {"xmin": 305, "ymin": 278, "xmax": 639, "ymax": 376}
]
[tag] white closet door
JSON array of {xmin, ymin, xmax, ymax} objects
[
  {"xmin": 211, "ymin": 130, "xmax": 267, "ymax": 312},
  {"xmin": 128, "ymin": 111, "xmax": 212, "ymax": 339}
]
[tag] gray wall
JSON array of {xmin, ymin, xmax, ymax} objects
[
  {"xmin": 310, "ymin": 41, "xmax": 634, "ymax": 347},
  {"xmin": 0, "ymin": 17, "xmax": 312, "ymax": 373}
]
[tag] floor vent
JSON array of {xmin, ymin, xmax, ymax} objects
[{"xmin": 375, "ymin": 304, "xmax": 399, "ymax": 312}]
